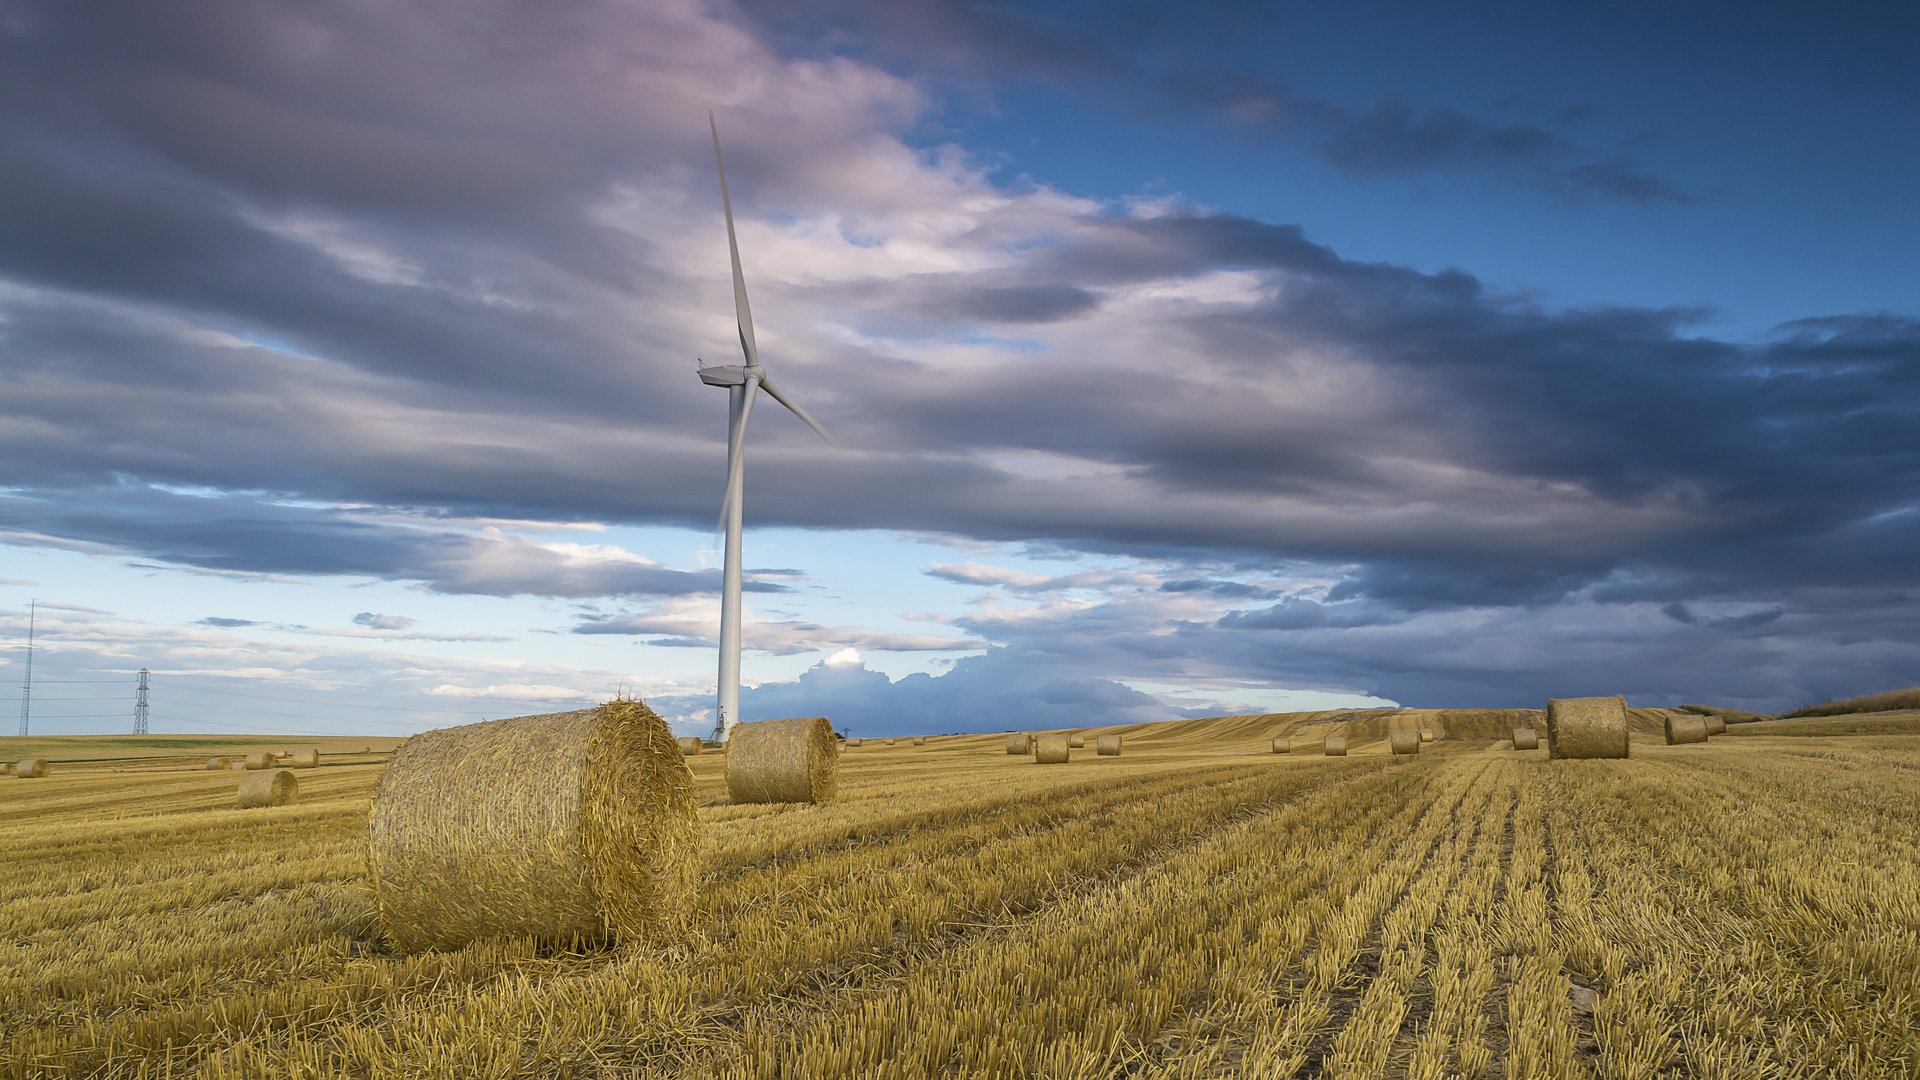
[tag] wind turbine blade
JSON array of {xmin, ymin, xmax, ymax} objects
[
  {"xmin": 716, "ymin": 379, "xmax": 760, "ymax": 537},
  {"xmin": 710, "ymin": 111, "xmax": 759, "ymax": 369},
  {"xmin": 756, "ymin": 374, "xmax": 840, "ymax": 447}
]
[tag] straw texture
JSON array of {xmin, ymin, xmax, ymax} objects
[
  {"xmin": 1390, "ymin": 729, "xmax": 1420, "ymax": 755},
  {"xmin": 1545, "ymin": 696, "xmax": 1631, "ymax": 760},
  {"xmin": 1006, "ymin": 733, "xmax": 1033, "ymax": 755},
  {"xmin": 238, "ymin": 769, "xmax": 299, "ymax": 808},
  {"xmin": 243, "ymin": 752, "xmax": 276, "ymax": 770},
  {"xmin": 1703, "ymin": 715, "xmax": 1727, "ymax": 736},
  {"xmin": 676, "ymin": 737, "xmax": 703, "ymax": 756},
  {"xmin": 15, "ymin": 758, "xmax": 47, "ymax": 778},
  {"xmin": 1068, "ymin": 735, "xmax": 1085, "ymax": 748},
  {"xmin": 1034, "ymin": 733, "xmax": 1070, "ymax": 764},
  {"xmin": 727, "ymin": 716, "xmax": 839, "ymax": 804},
  {"xmin": 288, "ymin": 749, "xmax": 320, "ymax": 769},
  {"xmin": 1512, "ymin": 727, "xmax": 1539, "ymax": 750},
  {"xmin": 1271, "ymin": 737, "xmax": 1289, "ymax": 754},
  {"xmin": 1097, "ymin": 734, "xmax": 1122, "ymax": 756},
  {"xmin": 1665, "ymin": 713, "xmax": 1709, "ymax": 745},
  {"xmin": 1324, "ymin": 734, "xmax": 1348, "ymax": 757},
  {"xmin": 205, "ymin": 757, "xmax": 230, "ymax": 770},
  {"xmin": 366, "ymin": 699, "xmax": 697, "ymax": 953}
]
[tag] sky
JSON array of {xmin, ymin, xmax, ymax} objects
[{"xmin": 2, "ymin": 0, "xmax": 1917, "ymax": 738}]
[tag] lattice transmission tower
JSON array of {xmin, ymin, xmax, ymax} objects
[
  {"xmin": 17, "ymin": 599, "xmax": 33, "ymax": 738},
  {"xmin": 133, "ymin": 668, "xmax": 150, "ymax": 735}
]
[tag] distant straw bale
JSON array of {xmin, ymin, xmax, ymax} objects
[
  {"xmin": 1324, "ymin": 734, "xmax": 1348, "ymax": 757},
  {"xmin": 727, "ymin": 716, "xmax": 838, "ymax": 804},
  {"xmin": 1703, "ymin": 715, "xmax": 1727, "ymax": 736},
  {"xmin": 1068, "ymin": 735, "xmax": 1085, "ymax": 748},
  {"xmin": 1390, "ymin": 729, "xmax": 1420, "ymax": 755},
  {"xmin": 1419, "ymin": 729, "xmax": 1435, "ymax": 743},
  {"xmin": 15, "ymin": 758, "xmax": 47, "ymax": 778},
  {"xmin": 887, "ymin": 738, "xmax": 898, "ymax": 745},
  {"xmin": 913, "ymin": 736, "xmax": 927, "ymax": 745},
  {"xmin": 1097, "ymin": 734, "xmax": 1122, "ymax": 756},
  {"xmin": 366, "ymin": 699, "xmax": 697, "ymax": 953},
  {"xmin": 237, "ymin": 769, "xmax": 298, "ymax": 808},
  {"xmin": 1545, "ymin": 696, "xmax": 1631, "ymax": 759},
  {"xmin": 243, "ymin": 752, "xmax": 275, "ymax": 770},
  {"xmin": 205, "ymin": 757, "xmax": 230, "ymax": 770},
  {"xmin": 1006, "ymin": 733, "xmax": 1033, "ymax": 755},
  {"xmin": 676, "ymin": 737, "xmax": 703, "ymax": 756},
  {"xmin": 288, "ymin": 748, "xmax": 320, "ymax": 769},
  {"xmin": 1512, "ymin": 727, "xmax": 1539, "ymax": 750},
  {"xmin": 846, "ymin": 738, "xmax": 862, "ymax": 747},
  {"xmin": 1665, "ymin": 713, "xmax": 1709, "ymax": 745},
  {"xmin": 1271, "ymin": 736, "xmax": 1289, "ymax": 754},
  {"xmin": 1034, "ymin": 733, "xmax": 1070, "ymax": 764}
]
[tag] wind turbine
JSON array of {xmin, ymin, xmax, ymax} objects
[{"xmin": 699, "ymin": 112, "xmax": 836, "ymax": 743}]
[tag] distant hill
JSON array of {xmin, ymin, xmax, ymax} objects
[{"xmin": 1780, "ymin": 684, "xmax": 1920, "ymax": 719}]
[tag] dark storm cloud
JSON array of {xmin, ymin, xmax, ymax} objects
[{"xmin": 927, "ymin": 283, "xmax": 1100, "ymax": 323}]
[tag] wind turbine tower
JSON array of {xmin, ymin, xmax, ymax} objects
[{"xmin": 699, "ymin": 113, "xmax": 837, "ymax": 742}]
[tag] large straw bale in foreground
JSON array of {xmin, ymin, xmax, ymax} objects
[
  {"xmin": 1097, "ymin": 734, "xmax": 1122, "ymax": 756},
  {"xmin": 1034, "ymin": 733, "xmax": 1070, "ymax": 764},
  {"xmin": 366, "ymin": 699, "xmax": 697, "ymax": 953},
  {"xmin": 1546, "ymin": 696, "xmax": 1631, "ymax": 760},
  {"xmin": 1006, "ymin": 732, "xmax": 1033, "ymax": 755},
  {"xmin": 15, "ymin": 758, "xmax": 47, "ymax": 778},
  {"xmin": 205, "ymin": 757, "xmax": 230, "ymax": 770},
  {"xmin": 1703, "ymin": 714, "xmax": 1727, "ymax": 736},
  {"xmin": 238, "ymin": 769, "xmax": 299, "ymax": 808},
  {"xmin": 1324, "ymin": 734, "xmax": 1348, "ymax": 756},
  {"xmin": 1389, "ymin": 729, "xmax": 1420, "ymax": 755},
  {"xmin": 727, "ymin": 716, "xmax": 838, "ymax": 804},
  {"xmin": 1665, "ymin": 713, "xmax": 1709, "ymax": 745},
  {"xmin": 243, "ymin": 752, "xmax": 276, "ymax": 770},
  {"xmin": 676, "ymin": 737, "xmax": 703, "ymax": 756},
  {"xmin": 288, "ymin": 748, "xmax": 320, "ymax": 769},
  {"xmin": 1512, "ymin": 727, "xmax": 1539, "ymax": 750}
]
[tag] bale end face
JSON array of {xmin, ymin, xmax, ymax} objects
[
  {"xmin": 1096, "ymin": 734, "xmax": 1122, "ymax": 756},
  {"xmin": 1389, "ymin": 729, "xmax": 1421, "ymax": 755},
  {"xmin": 1034, "ymin": 733, "xmax": 1071, "ymax": 764},
  {"xmin": 1545, "ymin": 696, "xmax": 1631, "ymax": 760},
  {"xmin": 1323, "ymin": 734, "xmax": 1348, "ymax": 757},
  {"xmin": 367, "ymin": 699, "xmax": 698, "ymax": 954},
  {"xmin": 238, "ymin": 769, "xmax": 299, "ymax": 808},
  {"xmin": 15, "ymin": 758, "xmax": 48, "ymax": 778},
  {"xmin": 1512, "ymin": 727, "xmax": 1540, "ymax": 750},
  {"xmin": 1664, "ymin": 713, "xmax": 1709, "ymax": 745},
  {"xmin": 727, "ymin": 716, "xmax": 839, "ymax": 804}
]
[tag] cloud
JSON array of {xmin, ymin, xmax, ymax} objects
[
  {"xmin": 197, "ymin": 616, "xmax": 260, "ymax": 628},
  {"xmin": 353, "ymin": 612, "xmax": 416, "ymax": 631},
  {"xmin": 572, "ymin": 596, "xmax": 984, "ymax": 655},
  {"xmin": 424, "ymin": 683, "xmax": 595, "ymax": 702}
]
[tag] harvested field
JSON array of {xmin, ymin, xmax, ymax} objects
[{"xmin": 2, "ymin": 713, "xmax": 1916, "ymax": 1078}]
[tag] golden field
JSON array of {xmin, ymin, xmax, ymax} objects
[{"xmin": 2, "ymin": 711, "xmax": 1917, "ymax": 1078}]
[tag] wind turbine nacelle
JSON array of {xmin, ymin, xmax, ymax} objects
[{"xmin": 699, "ymin": 364, "xmax": 750, "ymax": 387}]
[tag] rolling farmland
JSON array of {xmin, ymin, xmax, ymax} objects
[{"xmin": 3, "ymin": 713, "xmax": 1917, "ymax": 1078}]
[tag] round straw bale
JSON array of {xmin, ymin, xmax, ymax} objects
[
  {"xmin": 1419, "ymin": 729, "xmax": 1435, "ymax": 743},
  {"xmin": 1097, "ymin": 734, "xmax": 1122, "ymax": 756},
  {"xmin": 288, "ymin": 748, "xmax": 320, "ymax": 769},
  {"xmin": 727, "ymin": 716, "xmax": 838, "ymax": 804},
  {"xmin": 243, "ymin": 752, "xmax": 276, "ymax": 770},
  {"xmin": 913, "ymin": 736, "xmax": 927, "ymax": 745},
  {"xmin": 1006, "ymin": 732, "xmax": 1032, "ymax": 755},
  {"xmin": 1068, "ymin": 734, "xmax": 1085, "ymax": 748},
  {"xmin": 887, "ymin": 738, "xmax": 898, "ymax": 745},
  {"xmin": 1390, "ymin": 729, "xmax": 1420, "ymax": 755},
  {"xmin": 847, "ymin": 737, "xmax": 862, "ymax": 747},
  {"xmin": 1512, "ymin": 726, "xmax": 1539, "ymax": 750},
  {"xmin": 1271, "ymin": 736, "xmax": 1289, "ymax": 754},
  {"xmin": 205, "ymin": 756, "xmax": 230, "ymax": 770},
  {"xmin": 1034, "ymin": 733, "xmax": 1071, "ymax": 764},
  {"xmin": 360, "ymin": 746, "xmax": 373, "ymax": 754},
  {"xmin": 1703, "ymin": 714, "xmax": 1727, "ymax": 736},
  {"xmin": 1324, "ymin": 734, "xmax": 1348, "ymax": 757},
  {"xmin": 366, "ymin": 699, "xmax": 697, "ymax": 953},
  {"xmin": 15, "ymin": 758, "xmax": 47, "ymax": 778},
  {"xmin": 237, "ymin": 768, "xmax": 299, "ymax": 808},
  {"xmin": 1664, "ymin": 712, "xmax": 1709, "ymax": 745},
  {"xmin": 1545, "ymin": 696, "xmax": 1630, "ymax": 759},
  {"xmin": 676, "ymin": 736, "xmax": 703, "ymax": 756}
]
